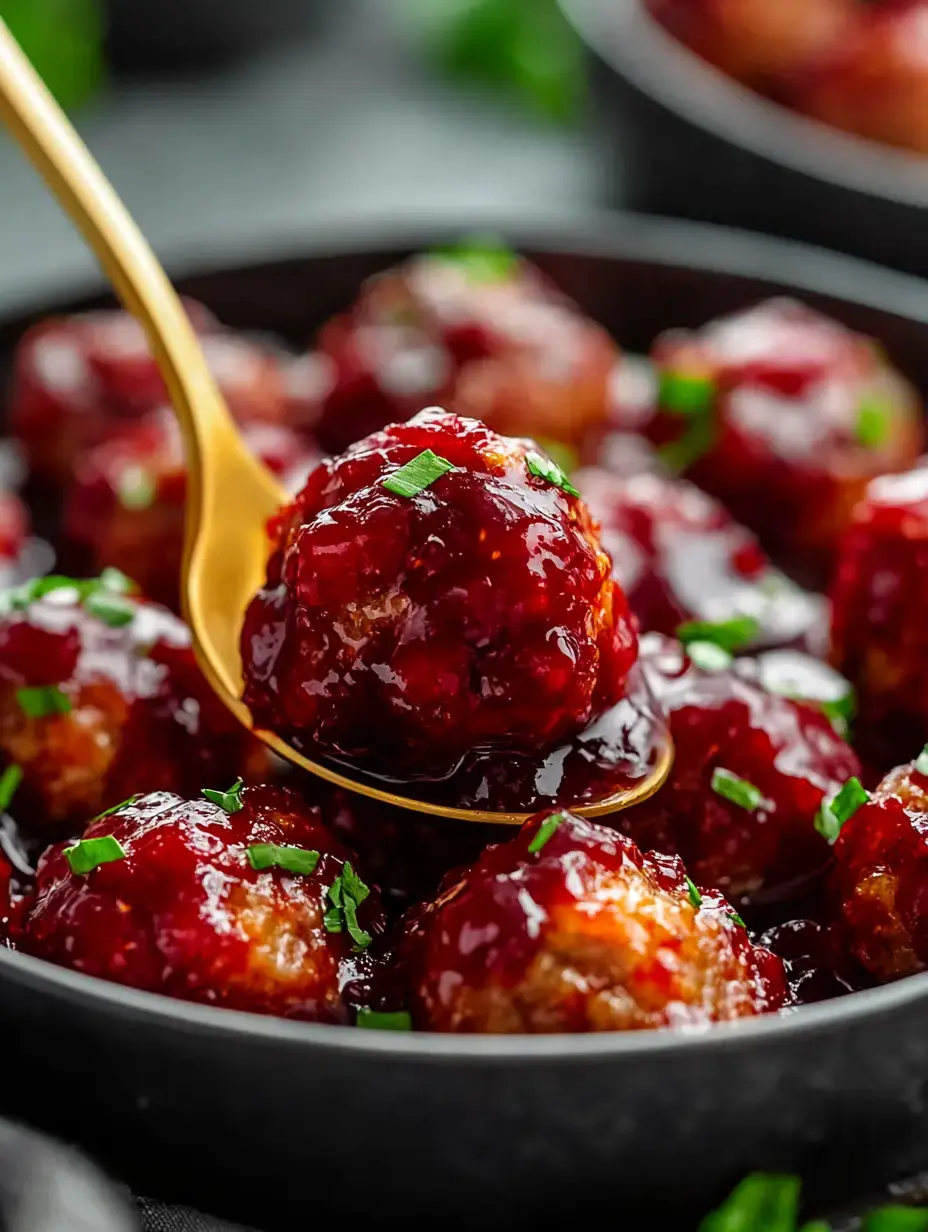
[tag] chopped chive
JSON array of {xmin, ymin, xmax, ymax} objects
[
  {"xmin": 202, "ymin": 778, "xmax": 245, "ymax": 814},
  {"xmin": 382, "ymin": 449, "xmax": 454, "ymax": 499},
  {"xmin": 247, "ymin": 843, "xmax": 320, "ymax": 876},
  {"xmin": 711, "ymin": 768, "xmax": 764, "ymax": 813},
  {"xmin": 324, "ymin": 862, "xmax": 372, "ymax": 949},
  {"xmin": 815, "ymin": 777, "xmax": 869, "ymax": 844},
  {"xmin": 728, "ymin": 910, "xmax": 746, "ymax": 929},
  {"xmin": 678, "ymin": 616, "xmax": 759, "ymax": 654},
  {"xmin": 698, "ymin": 1172, "xmax": 801, "ymax": 1232},
  {"xmin": 862, "ymin": 1208, "xmax": 928, "ymax": 1232},
  {"xmin": 525, "ymin": 451, "xmax": 580, "ymax": 498},
  {"xmin": 658, "ymin": 368, "xmax": 716, "ymax": 417},
  {"xmin": 0, "ymin": 765, "xmax": 22, "ymax": 813},
  {"xmin": 432, "ymin": 237, "xmax": 518, "ymax": 283},
  {"xmin": 91, "ymin": 794, "xmax": 140, "ymax": 823},
  {"xmin": 84, "ymin": 590, "xmax": 135, "ymax": 628},
  {"xmin": 685, "ymin": 876, "xmax": 702, "ymax": 909},
  {"xmin": 686, "ymin": 640, "xmax": 733, "ymax": 672},
  {"xmin": 528, "ymin": 812, "xmax": 565, "ymax": 854},
  {"xmin": 856, "ymin": 396, "xmax": 891, "ymax": 450},
  {"xmin": 99, "ymin": 567, "xmax": 136, "ymax": 595},
  {"xmin": 16, "ymin": 685, "xmax": 71, "ymax": 719},
  {"xmin": 116, "ymin": 465, "xmax": 156, "ymax": 511},
  {"xmin": 535, "ymin": 438, "xmax": 578, "ymax": 477},
  {"xmin": 64, "ymin": 835, "xmax": 126, "ymax": 875},
  {"xmin": 916, "ymin": 744, "xmax": 928, "ymax": 776},
  {"xmin": 356, "ymin": 1008, "xmax": 413, "ymax": 1032}
]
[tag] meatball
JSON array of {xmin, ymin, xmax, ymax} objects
[
  {"xmin": 830, "ymin": 461, "xmax": 928, "ymax": 776},
  {"xmin": 576, "ymin": 466, "xmax": 826, "ymax": 653},
  {"xmin": 795, "ymin": 1, "xmax": 928, "ymax": 155},
  {"xmin": 632, "ymin": 298, "xmax": 922, "ymax": 583},
  {"xmin": 315, "ymin": 242, "xmax": 617, "ymax": 453},
  {"xmin": 401, "ymin": 810, "xmax": 788, "ymax": 1033},
  {"xmin": 18, "ymin": 785, "xmax": 385, "ymax": 1020},
  {"xmin": 647, "ymin": 0, "xmax": 858, "ymax": 89},
  {"xmin": 63, "ymin": 408, "xmax": 322, "ymax": 611},
  {"xmin": 0, "ymin": 572, "xmax": 266, "ymax": 839},
  {"xmin": 619, "ymin": 634, "xmax": 861, "ymax": 902},
  {"xmin": 241, "ymin": 408, "xmax": 637, "ymax": 777},
  {"xmin": 9, "ymin": 305, "xmax": 320, "ymax": 487},
  {"xmin": 833, "ymin": 758, "xmax": 928, "ymax": 983}
]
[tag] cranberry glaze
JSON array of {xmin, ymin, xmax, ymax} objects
[
  {"xmin": 401, "ymin": 810, "xmax": 787, "ymax": 1033},
  {"xmin": 19, "ymin": 786, "xmax": 385, "ymax": 1021}
]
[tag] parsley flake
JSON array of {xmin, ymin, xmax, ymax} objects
[
  {"xmin": 202, "ymin": 779, "xmax": 245, "ymax": 814},
  {"xmin": 678, "ymin": 616, "xmax": 759, "ymax": 654},
  {"xmin": 64, "ymin": 835, "xmax": 126, "ymax": 876},
  {"xmin": 382, "ymin": 450, "xmax": 454, "ymax": 499},
  {"xmin": 356, "ymin": 1008, "xmax": 413, "ymax": 1032},
  {"xmin": 16, "ymin": 685, "xmax": 71, "ymax": 719},
  {"xmin": 711, "ymin": 768, "xmax": 764, "ymax": 813},
  {"xmin": 815, "ymin": 777, "xmax": 868, "ymax": 844},
  {"xmin": 0, "ymin": 765, "xmax": 22, "ymax": 813},
  {"xmin": 856, "ymin": 396, "xmax": 891, "ymax": 450},
  {"xmin": 324, "ymin": 861, "xmax": 372, "ymax": 949},
  {"xmin": 528, "ymin": 812, "xmax": 565, "ymax": 854},
  {"xmin": 247, "ymin": 844, "xmax": 320, "ymax": 876},
  {"xmin": 526, "ymin": 451, "xmax": 580, "ymax": 498},
  {"xmin": 685, "ymin": 876, "xmax": 702, "ymax": 909},
  {"xmin": 916, "ymin": 744, "xmax": 928, "ymax": 776}
]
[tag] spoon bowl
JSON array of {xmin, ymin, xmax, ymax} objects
[{"xmin": 0, "ymin": 17, "xmax": 673, "ymax": 823}]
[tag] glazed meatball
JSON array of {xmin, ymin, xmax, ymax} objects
[
  {"xmin": 630, "ymin": 298, "xmax": 923, "ymax": 583},
  {"xmin": 619, "ymin": 634, "xmax": 861, "ymax": 902},
  {"xmin": 576, "ymin": 466, "xmax": 826, "ymax": 653},
  {"xmin": 0, "ymin": 573, "xmax": 266, "ymax": 839},
  {"xmin": 315, "ymin": 242, "xmax": 617, "ymax": 453},
  {"xmin": 795, "ymin": 1, "xmax": 928, "ymax": 155},
  {"xmin": 241, "ymin": 408, "xmax": 637, "ymax": 777},
  {"xmin": 64, "ymin": 408, "xmax": 322, "ymax": 611},
  {"xmin": 647, "ymin": 0, "xmax": 858, "ymax": 89},
  {"xmin": 9, "ymin": 305, "xmax": 321, "ymax": 486},
  {"xmin": 18, "ymin": 785, "xmax": 385, "ymax": 1020},
  {"xmin": 830, "ymin": 461, "xmax": 928, "ymax": 776},
  {"xmin": 401, "ymin": 810, "xmax": 787, "ymax": 1033},
  {"xmin": 833, "ymin": 758, "xmax": 928, "ymax": 983}
]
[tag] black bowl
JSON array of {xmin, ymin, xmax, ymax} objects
[
  {"xmin": 561, "ymin": 0, "xmax": 928, "ymax": 279},
  {"xmin": 5, "ymin": 215, "xmax": 928, "ymax": 1232}
]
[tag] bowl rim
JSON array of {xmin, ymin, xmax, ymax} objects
[
  {"xmin": 561, "ymin": 0, "xmax": 928, "ymax": 209},
  {"xmin": 4, "ymin": 208, "xmax": 928, "ymax": 1064}
]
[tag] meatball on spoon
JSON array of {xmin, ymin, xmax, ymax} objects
[{"xmin": 0, "ymin": 20, "xmax": 671, "ymax": 823}]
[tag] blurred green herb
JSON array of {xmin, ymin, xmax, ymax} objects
[
  {"xmin": 700, "ymin": 1172, "xmax": 928, "ymax": 1231},
  {"xmin": 1, "ymin": 0, "xmax": 105, "ymax": 111}
]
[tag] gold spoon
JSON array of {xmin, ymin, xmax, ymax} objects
[{"xmin": 0, "ymin": 19, "xmax": 672, "ymax": 824}]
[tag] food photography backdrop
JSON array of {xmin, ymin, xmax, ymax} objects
[{"xmin": 2, "ymin": 1, "xmax": 928, "ymax": 1230}]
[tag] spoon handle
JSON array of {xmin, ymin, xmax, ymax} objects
[{"xmin": 0, "ymin": 19, "xmax": 235, "ymax": 484}]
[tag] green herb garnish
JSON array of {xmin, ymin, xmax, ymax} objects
[
  {"xmin": 856, "ymin": 396, "xmax": 891, "ymax": 450},
  {"xmin": 382, "ymin": 449, "xmax": 454, "ymax": 500},
  {"xmin": 99, "ymin": 567, "xmax": 135, "ymax": 595},
  {"xmin": 815, "ymin": 777, "xmax": 869, "ymax": 844},
  {"xmin": 202, "ymin": 779, "xmax": 245, "ymax": 814},
  {"xmin": 699, "ymin": 1172, "xmax": 803, "ymax": 1232},
  {"xmin": 535, "ymin": 438, "xmax": 578, "ymax": 477},
  {"xmin": 433, "ymin": 236, "xmax": 519, "ymax": 283},
  {"xmin": 686, "ymin": 640, "xmax": 733, "ymax": 672},
  {"xmin": 0, "ymin": 765, "xmax": 22, "ymax": 814},
  {"xmin": 91, "ymin": 794, "xmax": 140, "ymax": 823},
  {"xmin": 247, "ymin": 844, "xmax": 320, "ymax": 876},
  {"xmin": 64, "ymin": 835, "xmax": 126, "ymax": 876},
  {"xmin": 685, "ymin": 876, "xmax": 702, "ymax": 909},
  {"xmin": 711, "ymin": 768, "xmax": 765, "ymax": 814},
  {"xmin": 916, "ymin": 744, "xmax": 928, "ymax": 776},
  {"xmin": 16, "ymin": 685, "xmax": 71, "ymax": 719},
  {"xmin": 324, "ymin": 862, "xmax": 372, "ymax": 950},
  {"xmin": 0, "ymin": 570, "xmax": 138, "ymax": 619},
  {"xmin": 657, "ymin": 413, "xmax": 717, "ymax": 474},
  {"xmin": 658, "ymin": 369, "xmax": 716, "ymax": 417},
  {"xmin": 678, "ymin": 616, "xmax": 759, "ymax": 654},
  {"xmin": 528, "ymin": 812, "xmax": 565, "ymax": 854},
  {"xmin": 863, "ymin": 1209, "xmax": 928, "ymax": 1232},
  {"xmin": 526, "ymin": 451, "xmax": 580, "ymax": 498},
  {"xmin": 84, "ymin": 590, "xmax": 135, "ymax": 628},
  {"xmin": 116, "ymin": 465, "xmax": 156, "ymax": 511},
  {"xmin": 356, "ymin": 1008, "xmax": 413, "ymax": 1032}
]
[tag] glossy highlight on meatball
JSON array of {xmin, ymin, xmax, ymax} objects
[
  {"xmin": 621, "ymin": 635, "xmax": 861, "ymax": 902},
  {"xmin": 576, "ymin": 466, "xmax": 826, "ymax": 653},
  {"xmin": 401, "ymin": 810, "xmax": 787, "ymax": 1033},
  {"xmin": 241, "ymin": 408, "xmax": 638, "ymax": 777},
  {"xmin": 634, "ymin": 298, "xmax": 923, "ymax": 582},
  {"xmin": 19, "ymin": 785, "xmax": 385, "ymax": 1020},
  {"xmin": 314, "ymin": 240, "xmax": 617, "ymax": 453},
  {"xmin": 0, "ymin": 572, "xmax": 266, "ymax": 838},
  {"xmin": 64, "ymin": 408, "xmax": 321, "ymax": 611}
]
